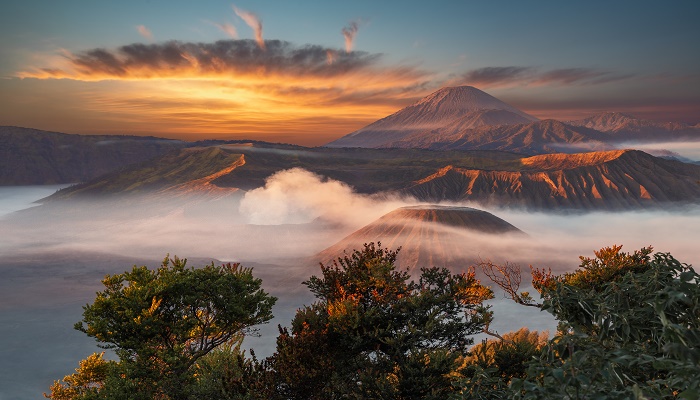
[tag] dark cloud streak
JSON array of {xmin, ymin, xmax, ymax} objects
[
  {"xmin": 461, "ymin": 66, "xmax": 634, "ymax": 88},
  {"xmin": 42, "ymin": 40, "xmax": 384, "ymax": 79}
]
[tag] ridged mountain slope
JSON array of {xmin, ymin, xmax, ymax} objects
[
  {"xmin": 404, "ymin": 150, "xmax": 700, "ymax": 209},
  {"xmin": 316, "ymin": 205, "xmax": 524, "ymax": 270},
  {"xmin": 49, "ymin": 146, "xmax": 245, "ymax": 199}
]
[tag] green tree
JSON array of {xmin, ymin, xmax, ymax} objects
[
  {"xmin": 270, "ymin": 242, "xmax": 494, "ymax": 399},
  {"xmin": 507, "ymin": 246, "xmax": 700, "ymax": 399},
  {"xmin": 47, "ymin": 256, "xmax": 276, "ymax": 400}
]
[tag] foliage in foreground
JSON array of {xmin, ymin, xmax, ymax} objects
[
  {"xmin": 510, "ymin": 246, "xmax": 700, "ymax": 399},
  {"xmin": 45, "ymin": 256, "xmax": 276, "ymax": 400},
  {"xmin": 270, "ymin": 242, "xmax": 494, "ymax": 399},
  {"xmin": 47, "ymin": 244, "xmax": 700, "ymax": 400}
]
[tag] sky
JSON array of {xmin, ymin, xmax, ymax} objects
[{"xmin": 1, "ymin": 0, "xmax": 699, "ymax": 145}]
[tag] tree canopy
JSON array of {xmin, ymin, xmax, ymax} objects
[
  {"xmin": 270, "ymin": 242, "xmax": 494, "ymax": 399},
  {"xmin": 46, "ymin": 256, "xmax": 276, "ymax": 400}
]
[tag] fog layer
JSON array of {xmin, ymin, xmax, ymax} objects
[{"xmin": 1, "ymin": 169, "xmax": 699, "ymax": 399}]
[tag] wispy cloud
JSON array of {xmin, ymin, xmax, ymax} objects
[
  {"xmin": 212, "ymin": 22, "xmax": 238, "ymax": 38},
  {"xmin": 341, "ymin": 21, "xmax": 360, "ymax": 53},
  {"xmin": 136, "ymin": 25, "xmax": 153, "ymax": 40},
  {"xmin": 233, "ymin": 6, "xmax": 264, "ymax": 50},
  {"xmin": 459, "ymin": 66, "xmax": 634, "ymax": 88}
]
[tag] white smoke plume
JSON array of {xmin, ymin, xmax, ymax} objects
[
  {"xmin": 234, "ymin": 6, "xmax": 265, "ymax": 49},
  {"xmin": 342, "ymin": 21, "xmax": 360, "ymax": 53},
  {"xmin": 239, "ymin": 167, "xmax": 410, "ymax": 227}
]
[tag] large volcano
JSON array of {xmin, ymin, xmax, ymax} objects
[
  {"xmin": 325, "ymin": 86, "xmax": 538, "ymax": 148},
  {"xmin": 316, "ymin": 205, "xmax": 526, "ymax": 272}
]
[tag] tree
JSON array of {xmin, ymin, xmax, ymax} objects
[
  {"xmin": 270, "ymin": 242, "xmax": 493, "ymax": 399},
  {"xmin": 47, "ymin": 256, "xmax": 276, "ymax": 400},
  {"xmin": 498, "ymin": 245, "xmax": 700, "ymax": 399}
]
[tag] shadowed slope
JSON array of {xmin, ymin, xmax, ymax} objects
[{"xmin": 0, "ymin": 126, "xmax": 185, "ymax": 185}]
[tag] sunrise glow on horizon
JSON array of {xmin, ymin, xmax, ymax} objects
[{"xmin": 1, "ymin": 1, "xmax": 699, "ymax": 145}]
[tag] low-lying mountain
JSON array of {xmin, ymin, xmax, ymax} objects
[
  {"xmin": 0, "ymin": 126, "xmax": 185, "ymax": 185},
  {"xmin": 569, "ymin": 112, "xmax": 700, "ymax": 142},
  {"xmin": 316, "ymin": 205, "xmax": 525, "ymax": 271},
  {"xmin": 51, "ymin": 146, "xmax": 244, "ymax": 199},
  {"xmin": 47, "ymin": 143, "xmax": 700, "ymax": 210},
  {"xmin": 326, "ymin": 86, "xmax": 538, "ymax": 148}
]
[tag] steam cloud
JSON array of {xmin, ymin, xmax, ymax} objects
[
  {"xmin": 342, "ymin": 21, "xmax": 360, "ymax": 53},
  {"xmin": 234, "ymin": 6, "xmax": 265, "ymax": 49},
  {"xmin": 136, "ymin": 25, "xmax": 153, "ymax": 40},
  {"xmin": 239, "ymin": 168, "xmax": 409, "ymax": 227}
]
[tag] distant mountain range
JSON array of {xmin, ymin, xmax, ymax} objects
[
  {"xmin": 316, "ymin": 205, "xmax": 524, "ymax": 270},
  {"xmin": 46, "ymin": 143, "xmax": 700, "ymax": 210},
  {"xmin": 326, "ymin": 86, "xmax": 700, "ymax": 152},
  {"xmin": 0, "ymin": 126, "xmax": 185, "ymax": 185}
]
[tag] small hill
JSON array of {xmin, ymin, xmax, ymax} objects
[
  {"xmin": 316, "ymin": 205, "xmax": 524, "ymax": 271},
  {"xmin": 325, "ymin": 86, "xmax": 538, "ymax": 148},
  {"xmin": 0, "ymin": 126, "xmax": 185, "ymax": 185},
  {"xmin": 386, "ymin": 119, "xmax": 611, "ymax": 154},
  {"xmin": 568, "ymin": 112, "xmax": 700, "ymax": 142}
]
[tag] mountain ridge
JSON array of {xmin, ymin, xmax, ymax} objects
[
  {"xmin": 0, "ymin": 126, "xmax": 186, "ymax": 185},
  {"xmin": 45, "ymin": 144, "xmax": 700, "ymax": 211}
]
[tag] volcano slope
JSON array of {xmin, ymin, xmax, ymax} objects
[
  {"xmin": 46, "ymin": 143, "xmax": 700, "ymax": 211},
  {"xmin": 316, "ymin": 205, "xmax": 525, "ymax": 272}
]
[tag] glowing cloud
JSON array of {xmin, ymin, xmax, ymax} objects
[
  {"xmin": 136, "ymin": 25, "xmax": 153, "ymax": 40},
  {"xmin": 341, "ymin": 21, "xmax": 360, "ymax": 53},
  {"xmin": 233, "ymin": 6, "xmax": 264, "ymax": 49}
]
